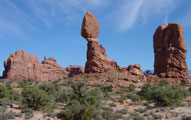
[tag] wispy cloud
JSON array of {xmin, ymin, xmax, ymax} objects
[
  {"xmin": 0, "ymin": 1, "xmax": 39, "ymax": 39},
  {"xmin": 112, "ymin": 0, "xmax": 178, "ymax": 31},
  {"xmin": 26, "ymin": 0, "xmax": 108, "ymax": 28}
]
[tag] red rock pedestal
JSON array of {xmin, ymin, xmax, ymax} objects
[{"xmin": 153, "ymin": 23, "xmax": 189, "ymax": 80}]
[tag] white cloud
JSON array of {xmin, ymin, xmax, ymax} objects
[
  {"xmin": 26, "ymin": 0, "xmax": 108, "ymax": 27},
  {"xmin": 112, "ymin": 0, "xmax": 178, "ymax": 31}
]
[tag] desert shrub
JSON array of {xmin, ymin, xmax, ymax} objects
[
  {"xmin": 181, "ymin": 80, "xmax": 187, "ymax": 86},
  {"xmin": 0, "ymin": 106, "xmax": 6, "ymax": 113},
  {"xmin": 57, "ymin": 82, "xmax": 103, "ymax": 120},
  {"xmin": 182, "ymin": 115, "xmax": 191, "ymax": 120},
  {"xmin": 106, "ymin": 77, "xmax": 113, "ymax": 82},
  {"xmin": 117, "ymin": 109, "xmax": 128, "ymax": 115},
  {"xmin": 39, "ymin": 83, "xmax": 61, "ymax": 97},
  {"xmin": 127, "ymin": 93, "xmax": 141, "ymax": 102},
  {"xmin": 133, "ymin": 114, "xmax": 145, "ymax": 120},
  {"xmin": 116, "ymin": 86, "xmax": 128, "ymax": 95},
  {"xmin": 139, "ymin": 84, "xmax": 188, "ymax": 106},
  {"xmin": 21, "ymin": 108, "xmax": 33, "ymax": 113},
  {"xmin": 128, "ymin": 84, "xmax": 135, "ymax": 92},
  {"xmin": 24, "ymin": 112, "xmax": 34, "ymax": 119},
  {"xmin": 0, "ymin": 98, "xmax": 12, "ymax": 107},
  {"xmin": 18, "ymin": 80, "xmax": 28, "ymax": 88},
  {"xmin": 101, "ymin": 85, "xmax": 113, "ymax": 92},
  {"xmin": 108, "ymin": 103, "xmax": 117, "ymax": 107},
  {"xmin": 9, "ymin": 88, "xmax": 20, "ymax": 101},
  {"xmin": 15, "ymin": 112, "xmax": 23, "ymax": 117},
  {"xmin": 43, "ymin": 102, "xmax": 57, "ymax": 112},
  {"xmin": 21, "ymin": 86, "xmax": 50, "ymax": 110},
  {"xmin": 152, "ymin": 114, "xmax": 163, "ymax": 119},
  {"xmin": 0, "ymin": 110, "xmax": 16, "ymax": 120},
  {"xmin": 0, "ymin": 85, "xmax": 10, "ymax": 99},
  {"xmin": 189, "ymin": 87, "xmax": 191, "ymax": 92},
  {"xmin": 102, "ymin": 110, "xmax": 117, "ymax": 120},
  {"xmin": 119, "ymin": 96, "xmax": 127, "ymax": 103},
  {"xmin": 56, "ymin": 89, "xmax": 72, "ymax": 103},
  {"xmin": 159, "ymin": 80, "xmax": 169, "ymax": 86}
]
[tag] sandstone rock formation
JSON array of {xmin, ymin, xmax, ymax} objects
[
  {"xmin": 66, "ymin": 65, "xmax": 84, "ymax": 77},
  {"xmin": 153, "ymin": 23, "xmax": 189, "ymax": 79},
  {"xmin": 127, "ymin": 64, "xmax": 144, "ymax": 76},
  {"xmin": 81, "ymin": 11, "xmax": 99, "ymax": 39},
  {"xmin": 81, "ymin": 11, "xmax": 119, "ymax": 73},
  {"xmin": 2, "ymin": 50, "xmax": 83, "ymax": 81},
  {"xmin": 3, "ymin": 50, "xmax": 40, "ymax": 80}
]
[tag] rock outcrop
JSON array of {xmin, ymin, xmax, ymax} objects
[
  {"xmin": 2, "ymin": 50, "xmax": 83, "ymax": 81},
  {"xmin": 127, "ymin": 64, "xmax": 144, "ymax": 76},
  {"xmin": 153, "ymin": 23, "xmax": 189, "ymax": 79},
  {"xmin": 81, "ymin": 11, "xmax": 119, "ymax": 73},
  {"xmin": 66, "ymin": 65, "xmax": 84, "ymax": 77},
  {"xmin": 3, "ymin": 50, "xmax": 40, "ymax": 80}
]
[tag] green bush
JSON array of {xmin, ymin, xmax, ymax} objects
[
  {"xmin": 21, "ymin": 86, "xmax": 50, "ymax": 110},
  {"xmin": 181, "ymin": 80, "xmax": 187, "ymax": 86},
  {"xmin": 101, "ymin": 85, "xmax": 113, "ymax": 92},
  {"xmin": 127, "ymin": 93, "xmax": 141, "ymax": 102},
  {"xmin": 139, "ymin": 84, "xmax": 188, "ymax": 106},
  {"xmin": 18, "ymin": 80, "xmax": 28, "ymax": 88},
  {"xmin": 128, "ymin": 84, "xmax": 135, "ymax": 92},
  {"xmin": 102, "ymin": 110, "xmax": 117, "ymax": 120},
  {"xmin": 159, "ymin": 80, "xmax": 169, "ymax": 86},
  {"xmin": 0, "ymin": 85, "xmax": 10, "ymax": 99},
  {"xmin": 57, "ymin": 82, "xmax": 103, "ymax": 120},
  {"xmin": 39, "ymin": 83, "xmax": 61, "ymax": 97},
  {"xmin": 56, "ymin": 89, "xmax": 72, "ymax": 103}
]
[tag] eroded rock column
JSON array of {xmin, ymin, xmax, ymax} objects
[
  {"xmin": 153, "ymin": 23, "xmax": 189, "ymax": 79},
  {"xmin": 81, "ymin": 11, "xmax": 119, "ymax": 73}
]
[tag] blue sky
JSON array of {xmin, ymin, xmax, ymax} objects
[{"xmin": 0, "ymin": 0, "xmax": 191, "ymax": 75}]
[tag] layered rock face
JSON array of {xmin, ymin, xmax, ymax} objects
[
  {"xmin": 81, "ymin": 11, "xmax": 119, "ymax": 73},
  {"xmin": 153, "ymin": 23, "xmax": 189, "ymax": 79},
  {"xmin": 3, "ymin": 50, "xmax": 84, "ymax": 81},
  {"xmin": 3, "ymin": 50, "xmax": 40, "ymax": 80}
]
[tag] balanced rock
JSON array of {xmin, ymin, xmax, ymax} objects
[
  {"xmin": 81, "ymin": 11, "xmax": 99, "ymax": 39},
  {"xmin": 153, "ymin": 23, "xmax": 189, "ymax": 79},
  {"xmin": 81, "ymin": 12, "xmax": 119, "ymax": 73}
]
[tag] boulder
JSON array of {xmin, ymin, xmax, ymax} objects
[
  {"xmin": 81, "ymin": 11, "xmax": 99, "ymax": 39},
  {"xmin": 153, "ymin": 23, "xmax": 189, "ymax": 79},
  {"xmin": 127, "ymin": 64, "xmax": 144, "ymax": 76}
]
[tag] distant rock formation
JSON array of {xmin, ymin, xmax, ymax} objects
[
  {"xmin": 66, "ymin": 65, "xmax": 84, "ymax": 77},
  {"xmin": 127, "ymin": 64, "xmax": 144, "ymax": 76},
  {"xmin": 81, "ymin": 11, "xmax": 119, "ymax": 73},
  {"xmin": 3, "ymin": 50, "xmax": 84, "ymax": 81},
  {"xmin": 153, "ymin": 23, "xmax": 189, "ymax": 79}
]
